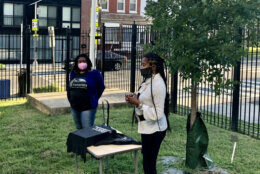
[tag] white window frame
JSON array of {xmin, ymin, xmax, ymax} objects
[
  {"xmin": 104, "ymin": 23, "xmax": 120, "ymax": 44},
  {"xmin": 117, "ymin": 0, "xmax": 125, "ymax": 13},
  {"xmin": 129, "ymin": 0, "xmax": 137, "ymax": 13},
  {"xmin": 101, "ymin": 0, "xmax": 109, "ymax": 12}
]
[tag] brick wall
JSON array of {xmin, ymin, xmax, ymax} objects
[
  {"xmin": 125, "ymin": 0, "xmax": 129, "ymax": 13},
  {"xmin": 107, "ymin": 0, "xmax": 140, "ymax": 14},
  {"xmin": 80, "ymin": 0, "xmax": 91, "ymax": 53},
  {"xmin": 137, "ymin": 0, "xmax": 140, "ymax": 15},
  {"xmin": 80, "ymin": 0, "xmax": 143, "ymax": 52},
  {"xmin": 81, "ymin": 0, "xmax": 91, "ymax": 32},
  {"xmin": 109, "ymin": 0, "xmax": 117, "ymax": 13}
]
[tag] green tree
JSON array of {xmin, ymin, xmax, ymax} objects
[{"xmin": 145, "ymin": 0, "xmax": 259, "ymax": 168}]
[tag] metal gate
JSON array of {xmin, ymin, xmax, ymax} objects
[{"xmin": 0, "ymin": 27, "xmax": 80, "ymax": 99}]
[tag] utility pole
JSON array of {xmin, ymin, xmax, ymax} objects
[
  {"xmin": 90, "ymin": 0, "xmax": 106, "ymax": 68},
  {"xmin": 48, "ymin": 26, "xmax": 56, "ymax": 84},
  {"xmin": 20, "ymin": 23, "xmax": 23, "ymax": 69},
  {"xmin": 29, "ymin": 0, "xmax": 42, "ymax": 72},
  {"xmin": 90, "ymin": 0, "xmax": 97, "ymax": 68}
]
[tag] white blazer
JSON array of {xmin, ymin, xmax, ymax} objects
[{"xmin": 135, "ymin": 73, "xmax": 168, "ymax": 134}]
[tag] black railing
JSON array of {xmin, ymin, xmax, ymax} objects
[
  {"xmin": 0, "ymin": 27, "xmax": 81, "ymax": 98},
  {"xmin": 175, "ymin": 25, "xmax": 260, "ymax": 139},
  {"xmin": 0, "ymin": 23, "xmax": 259, "ymax": 139}
]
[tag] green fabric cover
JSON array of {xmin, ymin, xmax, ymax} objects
[{"xmin": 185, "ymin": 112, "xmax": 213, "ymax": 169}]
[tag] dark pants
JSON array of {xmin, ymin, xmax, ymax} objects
[{"xmin": 141, "ymin": 131, "xmax": 166, "ymax": 174}]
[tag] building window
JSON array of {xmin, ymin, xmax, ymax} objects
[
  {"xmin": 117, "ymin": 0, "xmax": 125, "ymax": 12},
  {"xmin": 72, "ymin": 8, "xmax": 80, "ymax": 28},
  {"xmin": 101, "ymin": 0, "xmax": 109, "ymax": 11},
  {"xmin": 38, "ymin": 6, "xmax": 57, "ymax": 27},
  {"xmin": 3, "ymin": 3, "xmax": 23, "ymax": 26},
  {"xmin": 62, "ymin": 7, "xmax": 71, "ymax": 28},
  {"xmin": 129, "ymin": 0, "xmax": 137, "ymax": 13},
  {"xmin": 123, "ymin": 27, "xmax": 132, "ymax": 42},
  {"xmin": 105, "ymin": 28, "xmax": 119, "ymax": 43},
  {"xmin": 122, "ymin": 26, "xmax": 146, "ymax": 44},
  {"xmin": 62, "ymin": 7, "xmax": 80, "ymax": 29}
]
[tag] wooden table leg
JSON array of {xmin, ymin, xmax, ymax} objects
[
  {"xmin": 99, "ymin": 158, "xmax": 103, "ymax": 174},
  {"xmin": 75, "ymin": 154, "xmax": 78, "ymax": 174},
  {"xmin": 105, "ymin": 157, "xmax": 109, "ymax": 169},
  {"xmin": 134, "ymin": 151, "xmax": 138, "ymax": 174}
]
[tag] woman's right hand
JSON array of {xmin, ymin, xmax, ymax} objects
[
  {"xmin": 125, "ymin": 93, "xmax": 140, "ymax": 106},
  {"xmin": 125, "ymin": 93, "xmax": 134, "ymax": 103}
]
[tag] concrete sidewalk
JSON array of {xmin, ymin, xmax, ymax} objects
[{"xmin": 27, "ymin": 88, "xmax": 128, "ymax": 115}]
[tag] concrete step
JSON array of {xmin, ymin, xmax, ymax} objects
[{"xmin": 27, "ymin": 88, "xmax": 129, "ymax": 115}]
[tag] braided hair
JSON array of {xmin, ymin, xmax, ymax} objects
[{"xmin": 143, "ymin": 52, "xmax": 171, "ymax": 130}]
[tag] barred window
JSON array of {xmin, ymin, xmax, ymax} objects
[{"xmin": 105, "ymin": 28, "xmax": 119, "ymax": 43}]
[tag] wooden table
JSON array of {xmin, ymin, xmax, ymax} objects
[{"xmin": 86, "ymin": 144, "xmax": 142, "ymax": 174}]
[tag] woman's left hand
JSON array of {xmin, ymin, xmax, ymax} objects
[{"xmin": 127, "ymin": 93, "xmax": 140, "ymax": 106}]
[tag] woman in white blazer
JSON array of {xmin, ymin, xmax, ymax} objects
[{"xmin": 125, "ymin": 52, "xmax": 170, "ymax": 174}]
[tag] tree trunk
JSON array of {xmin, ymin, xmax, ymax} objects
[{"xmin": 190, "ymin": 81, "xmax": 198, "ymax": 128}]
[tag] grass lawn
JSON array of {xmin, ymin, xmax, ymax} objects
[{"xmin": 0, "ymin": 99, "xmax": 259, "ymax": 174}]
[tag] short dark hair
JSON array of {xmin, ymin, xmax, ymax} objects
[{"xmin": 72, "ymin": 53, "xmax": 92, "ymax": 73}]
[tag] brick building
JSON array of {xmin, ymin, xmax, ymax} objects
[
  {"xmin": 0, "ymin": 0, "xmax": 82, "ymax": 63},
  {"xmin": 0, "ymin": 0, "xmax": 148, "ymax": 61},
  {"xmin": 81, "ymin": 0, "xmax": 146, "ymax": 32},
  {"xmin": 100, "ymin": 0, "xmax": 146, "ymax": 25},
  {"xmin": 80, "ymin": 0, "xmax": 149, "ymax": 53}
]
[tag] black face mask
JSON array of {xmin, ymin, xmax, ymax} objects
[{"xmin": 140, "ymin": 67, "xmax": 152, "ymax": 78}]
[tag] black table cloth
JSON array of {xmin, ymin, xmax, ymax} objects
[{"xmin": 66, "ymin": 124, "xmax": 141, "ymax": 162}]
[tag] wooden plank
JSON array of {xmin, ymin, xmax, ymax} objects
[{"xmin": 87, "ymin": 144, "xmax": 142, "ymax": 158}]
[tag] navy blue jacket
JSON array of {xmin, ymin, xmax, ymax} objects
[{"xmin": 67, "ymin": 69, "xmax": 105, "ymax": 108}]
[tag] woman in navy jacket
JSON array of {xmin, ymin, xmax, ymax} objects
[{"xmin": 67, "ymin": 54, "xmax": 105, "ymax": 129}]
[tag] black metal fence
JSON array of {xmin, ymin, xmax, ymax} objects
[
  {"xmin": 103, "ymin": 23, "xmax": 259, "ymax": 139},
  {"xmin": 174, "ymin": 25, "xmax": 260, "ymax": 138},
  {"xmin": 0, "ymin": 27, "xmax": 81, "ymax": 98},
  {"xmin": 0, "ymin": 23, "xmax": 259, "ymax": 139},
  {"xmin": 101, "ymin": 24, "xmax": 172, "ymax": 94},
  {"xmin": 0, "ymin": 29, "xmax": 24, "ymax": 99}
]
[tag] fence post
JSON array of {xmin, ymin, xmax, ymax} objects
[
  {"xmin": 66, "ymin": 28, "xmax": 71, "ymax": 91},
  {"xmin": 101, "ymin": 24, "xmax": 106, "ymax": 78},
  {"xmin": 231, "ymin": 27, "xmax": 242, "ymax": 131},
  {"xmin": 130, "ymin": 22, "xmax": 137, "ymax": 93},
  {"xmin": 8, "ymin": 33, "xmax": 10, "ymax": 62},
  {"xmin": 171, "ymin": 72, "xmax": 178, "ymax": 113},
  {"xmin": 25, "ymin": 26, "xmax": 31, "ymax": 94}
]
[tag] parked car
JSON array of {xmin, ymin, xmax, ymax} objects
[{"xmin": 62, "ymin": 51, "xmax": 127, "ymax": 71}]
